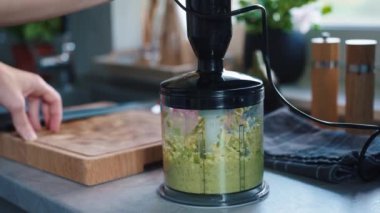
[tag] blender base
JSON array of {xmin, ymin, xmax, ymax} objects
[{"xmin": 158, "ymin": 182, "xmax": 269, "ymax": 207}]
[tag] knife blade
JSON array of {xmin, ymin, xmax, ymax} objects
[{"xmin": 0, "ymin": 102, "xmax": 156, "ymax": 131}]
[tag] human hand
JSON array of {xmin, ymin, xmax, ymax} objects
[{"xmin": 0, "ymin": 62, "xmax": 62, "ymax": 141}]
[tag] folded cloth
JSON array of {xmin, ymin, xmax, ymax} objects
[{"xmin": 264, "ymin": 107, "xmax": 380, "ymax": 183}]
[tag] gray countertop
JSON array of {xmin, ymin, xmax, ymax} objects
[{"xmin": 1, "ymin": 157, "xmax": 380, "ymax": 213}]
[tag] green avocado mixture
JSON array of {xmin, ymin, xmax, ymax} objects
[{"xmin": 162, "ymin": 105, "xmax": 263, "ymax": 194}]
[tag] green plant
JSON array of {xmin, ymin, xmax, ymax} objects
[
  {"xmin": 8, "ymin": 18, "xmax": 62, "ymax": 43},
  {"xmin": 237, "ymin": 0, "xmax": 332, "ymax": 34}
]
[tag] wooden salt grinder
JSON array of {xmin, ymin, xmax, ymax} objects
[
  {"xmin": 345, "ymin": 39, "xmax": 377, "ymax": 134},
  {"xmin": 311, "ymin": 36, "xmax": 340, "ymax": 124},
  {"xmin": 142, "ymin": 0, "xmax": 158, "ymax": 51},
  {"xmin": 159, "ymin": 0, "xmax": 183, "ymax": 66}
]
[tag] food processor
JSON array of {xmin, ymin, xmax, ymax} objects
[
  {"xmin": 158, "ymin": 0, "xmax": 380, "ymax": 207},
  {"xmin": 158, "ymin": 0, "xmax": 269, "ymax": 207}
]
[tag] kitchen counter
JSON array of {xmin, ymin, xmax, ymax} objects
[{"xmin": 1, "ymin": 157, "xmax": 380, "ymax": 213}]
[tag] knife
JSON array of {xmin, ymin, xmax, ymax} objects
[{"xmin": 0, "ymin": 102, "xmax": 156, "ymax": 131}]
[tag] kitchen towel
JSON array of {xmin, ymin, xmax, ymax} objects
[{"xmin": 264, "ymin": 107, "xmax": 380, "ymax": 183}]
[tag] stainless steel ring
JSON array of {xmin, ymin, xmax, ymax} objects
[
  {"xmin": 347, "ymin": 64, "xmax": 374, "ymax": 73},
  {"xmin": 313, "ymin": 60, "xmax": 339, "ymax": 69}
]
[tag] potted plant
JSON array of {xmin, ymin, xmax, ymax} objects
[
  {"xmin": 237, "ymin": 0, "xmax": 331, "ymax": 83},
  {"xmin": 7, "ymin": 18, "xmax": 62, "ymax": 73}
]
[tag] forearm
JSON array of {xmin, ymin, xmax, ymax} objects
[{"xmin": 0, "ymin": 0, "xmax": 111, "ymax": 26}]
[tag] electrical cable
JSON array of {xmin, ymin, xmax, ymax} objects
[{"xmin": 174, "ymin": 0, "xmax": 380, "ymax": 181}]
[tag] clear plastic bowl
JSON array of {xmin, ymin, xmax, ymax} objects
[{"xmin": 161, "ymin": 102, "xmax": 264, "ymax": 195}]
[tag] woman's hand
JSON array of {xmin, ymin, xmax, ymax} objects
[{"xmin": 0, "ymin": 62, "xmax": 62, "ymax": 141}]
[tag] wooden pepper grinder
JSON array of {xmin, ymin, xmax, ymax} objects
[
  {"xmin": 345, "ymin": 39, "xmax": 377, "ymax": 134},
  {"xmin": 159, "ymin": 0, "xmax": 183, "ymax": 66},
  {"xmin": 142, "ymin": 0, "xmax": 158, "ymax": 52},
  {"xmin": 142, "ymin": 0, "xmax": 161, "ymax": 64},
  {"xmin": 311, "ymin": 33, "xmax": 340, "ymax": 124}
]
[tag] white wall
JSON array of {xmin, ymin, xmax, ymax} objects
[{"xmin": 111, "ymin": 0, "xmax": 146, "ymax": 51}]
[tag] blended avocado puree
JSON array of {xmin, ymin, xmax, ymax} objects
[{"xmin": 162, "ymin": 105, "xmax": 263, "ymax": 194}]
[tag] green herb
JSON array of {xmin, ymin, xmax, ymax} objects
[
  {"xmin": 7, "ymin": 18, "xmax": 62, "ymax": 43},
  {"xmin": 237, "ymin": 0, "xmax": 332, "ymax": 34}
]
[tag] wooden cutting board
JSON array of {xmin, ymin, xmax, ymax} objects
[{"xmin": 0, "ymin": 109, "xmax": 162, "ymax": 186}]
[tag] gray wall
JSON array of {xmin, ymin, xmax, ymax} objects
[
  {"xmin": 67, "ymin": 3, "xmax": 112, "ymax": 76},
  {"xmin": 111, "ymin": 0, "xmax": 145, "ymax": 51},
  {"xmin": 0, "ymin": 30, "xmax": 14, "ymax": 65}
]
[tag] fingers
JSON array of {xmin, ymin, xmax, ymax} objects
[
  {"xmin": 0, "ymin": 65, "xmax": 62, "ymax": 139},
  {"xmin": 8, "ymin": 98, "xmax": 37, "ymax": 141},
  {"xmin": 28, "ymin": 76, "xmax": 62, "ymax": 132},
  {"xmin": 7, "ymin": 69, "xmax": 62, "ymax": 134},
  {"xmin": 42, "ymin": 103, "xmax": 50, "ymax": 128},
  {"xmin": 27, "ymin": 97, "xmax": 41, "ymax": 131},
  {"xmin": 42, "ymin": 85, "xmax": 62, "ymax": 132},
  {"xmin": 42, "ymin": 100, "xmax": 61, "ymax": 132},
  {"xmin": 48, "ymin": 100, "xmax": 62, "ymax": 132}
]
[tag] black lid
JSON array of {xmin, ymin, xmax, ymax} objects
[{"xmin": 160, "ymin": 70, "xmax": 264, "ymax": 110}]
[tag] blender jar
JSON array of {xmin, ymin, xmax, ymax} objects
[
  {"xmin": 159, "ymin": 70, "xmax": 268, "ymax": 206},
  {"xmin": 162, "ymin": 105, "xmax": 263, "ymax": 194},
  {"xmin": 158, "ymin": 0, "xmax": 268, "ymax": 207}
]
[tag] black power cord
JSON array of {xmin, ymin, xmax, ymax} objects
[{"xmin": 174, "ymin": 0, "xmax": 380, "ymax": 181}]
